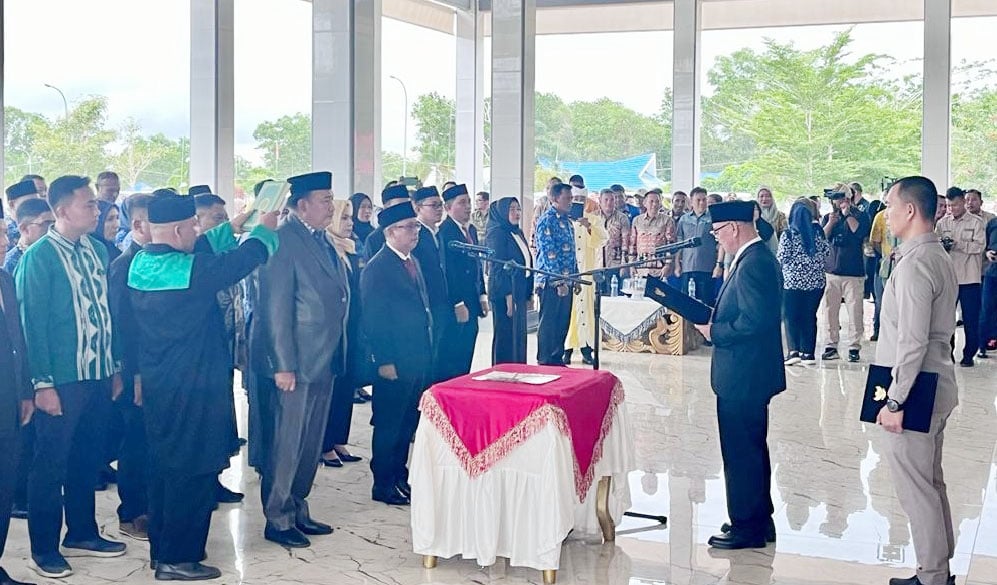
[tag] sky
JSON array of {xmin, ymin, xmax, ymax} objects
[{"xmin": 3, "ymin": 0, "xmax": 995, "ymax": 165}]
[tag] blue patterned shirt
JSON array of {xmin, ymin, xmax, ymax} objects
[
  {"xmin": 4, "ymin": 218, "xmax": 18, "ymax": 251},
  {"xmin": 534, "ymin": 206, "xmax": 578, "ymax": 286}
]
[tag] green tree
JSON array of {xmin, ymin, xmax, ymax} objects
[
  {"xmin": 3, "ymin": 107, "xmax": 51, "ymax": 186},
  {"xmin": 699, "ymin": 30, "xmax": 921, "ymax": 196},
  {"xmin": 29, "ymin": 96, "xmax": 117, "ymax": 179},
  {"xmin": 253, "ymin": 113, "xmax": 312, "ymax": 178},
  {"xmin": 411, "ymin": 92, "xmax": 456, "ymax": 182},
  {"xmin": 951, "ymin": 60, "xmax": 997, "ymax": 195}
]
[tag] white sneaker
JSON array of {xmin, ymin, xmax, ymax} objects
[{"xmin": 784, "ymin": 352, "xmax": 801, "ymax": 366}]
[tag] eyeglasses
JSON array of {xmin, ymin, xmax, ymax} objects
[
  {"xmin": 28, "ymin": 220, "xmax": 55, "ymax": 229},
  {"xmin": 709, "ymin": 222, "xmax": 734, "ymax": 237},
  {"xmin": 393, "ymin": 223, "xmax": 422, "ymax": 232},
  {"xmin": 419, "ymin": 202, "xmax": 443, "ymax": 210}
]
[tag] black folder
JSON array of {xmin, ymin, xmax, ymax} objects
[
  {"xmin": 642, "ymin": 277, "xmax": 713, "ymax": 325},
  {"xmin": 859, "ymin": 364, "xmax": 938, "ymax": 433}
]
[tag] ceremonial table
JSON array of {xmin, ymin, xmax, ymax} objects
[
  {"xmin": 599, "ymin": 295, "xmax": 702, "ymax": 355},
  {"xmin": 410, "ymin": 364, "xmax": 635, "ymax": 584}
]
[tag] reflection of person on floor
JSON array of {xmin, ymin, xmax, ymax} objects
[{"xmin": 875, "ymin": 177, "xmax": 958, "ymax": 585}]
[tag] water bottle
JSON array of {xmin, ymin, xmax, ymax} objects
[
  {"xmin": 687, "ymin": 278, "xmax": 696, "ymax": 299},
  {"xmin": 610, "ymin": 275, "xmax": 619, "ymax": 297}
]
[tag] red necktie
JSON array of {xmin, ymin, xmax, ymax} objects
[{"xmin": 403, "ymin": 257, "xmax": 419, "ymax": 281}]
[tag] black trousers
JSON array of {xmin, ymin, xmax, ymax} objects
[
  {"xmin": 537, "ymin": 285, "xmax": 573, "ymax": 366},
  {"xmin": 246, "ymin": 371, "xmax": 273, "ymax": 472},
  {"xmin": 783, "ymin": 287, "xmax": 824, "ymax": 355},
  {"xmin": 115, "ymin": 400, "xmax": 148, "ymax": 523},
  {"xmin": 864, "ymin": 254, "xmax": 879, "ymax": 298},
  {"xmin": 490, "ymin": 293, "xmax": 527, "ymax": 365},
  {"xmin": 441, "ymin": 317, "xmax": 479, "ymax": 380},
  {"xmin": 13, "ymin": 419, "xmax": 33, "ymax": 511},
  {"xmin": 28, "ymin": 380, "xmax": 111, "ymax": 555},
  {"xmin": 957, "ymin": 283, "xmax": 982, "ymax": 361},
  {"xmin": 0, "ymin": 433, "xmax": 18, "ymax": 558},
  {"xmin": 717, "ymin": 397, "xmax": 773, "ymax": 537},
  {"xmin": 323, "ymin": 374, "xmax": 356, "ymax": 452},
  {"xmin": 982, "ymin": 275, "xmax": 997, "ymax": 346},
  {"xmin": 369, "ymin": 376, "xmax": 423, "ymax": 491},
  {"xmin": 148, "ymin": 472, "xmax": 215, "ymax": 564}
]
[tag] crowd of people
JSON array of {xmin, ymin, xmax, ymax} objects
[{"xmin": 0, "ymin": 166, "xmax": 986, "ymax": 585}]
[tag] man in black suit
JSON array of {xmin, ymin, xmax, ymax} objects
[
  {"xmin": 694, "ymin": 200, "xmax": 784, "ymax": 550},
  {"xmin": 411, "ymin": 186, "xmax": 452, "ymax": 382},
  {"xmin": 438, "ymin": 184, "xmax": 487, "ymax": 379},
  {"xmin": 252, "ymin": 172, "xmax": 349, "ymax": 548},
  {"xmin": 0, "ymin": 225, "xmax": 34, "ymax": 585},
  {"xmin": 361, "ymin": 204, "xmax": 433, "ymax": 506}
]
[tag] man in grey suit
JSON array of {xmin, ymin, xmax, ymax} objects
[
  {"xmin": 252, "ymin": 171, "xmax": 349, "ymax": 549},
  {"xmin": 877, "ymin": 177, "xmax": 958, "ymax": 585}
]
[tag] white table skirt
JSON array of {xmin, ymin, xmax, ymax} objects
[{"xmin": 410, "ymin": 403, "xmax": 634, "ymax": 571}]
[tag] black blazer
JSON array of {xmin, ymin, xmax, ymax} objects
[
  {"xmin": 252, "ymin": 216, "xmax": 350, "ymax": 384},
  {"xmin": 0, "ymin": 270, "xmax": 30, "ymax": 437},
  {"xmin": 710, "ymin": 241, "xmax": 785, "ymax": 403},
  {"xmin": 412, "ymin": 226, "xmax": 450, "ymax": 316},
  {"xmin": 438, "ymin": 217, "xmax": 485, "ymax": 318},
  {"xmin": 360, "ymin": 247, "xmax": 433, "ymax": 381},
  {"xmin": 486, "ymin": 228, "xmax": 534, "ymax": 303}
]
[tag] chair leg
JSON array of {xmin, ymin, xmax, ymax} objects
[{"xmin": 543, "ymin": 569, "xmax": 557, "ymax": 584}]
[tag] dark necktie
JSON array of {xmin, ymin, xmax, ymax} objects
[
  {"xmin": 403, "ymin": 257, "xmax": 419, "ymax": 282},
  {"xmin": 312, "ymin": 230, "xmax": 340, "ymax": 269}
]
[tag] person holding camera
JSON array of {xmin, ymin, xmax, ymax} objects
[
  {"xmin": 935, "ymin": 187, "xmax": 986, "ymax": 367},
  {"xmin": 820, "ymin": 182, "xmax": 871, "ymax": 362}
]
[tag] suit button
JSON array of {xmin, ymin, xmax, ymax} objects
[{"xmin": 341, "ymin": 297, "xmax": 346, "ymax": 303}]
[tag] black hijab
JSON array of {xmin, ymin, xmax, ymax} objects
[
  {"xmin": 486, "ymin": 197, "xmax": 523, "ymax": 237},
  {"xmin": 350, "ymin": 192, "xmax": 374, "ymax": 244}
]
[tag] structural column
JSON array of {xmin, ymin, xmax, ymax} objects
[
  {"xmin": 190, "ymin": 0, "xmax": 235, "ymax": 203},
  {"xmin": 490, "ymin": 0, "xmax": 536, "ymax": 207},
  {"xmin": 671, "ymin": 0, "xmax": 701, "ymax": 192},
  {"xmin": 313, "ymin": 0, "xmax": 382, "ymax": 199},
  {"xmin": 0, "ymin": 3, "xmax": 6, "ymax": 186},
  {"xmin": 455, "ymin": 5, "xmax": 486, "ymax": 192},
  {"xmin": 922, "ymin": 0, "xmax": 951, "ymax": 189}
]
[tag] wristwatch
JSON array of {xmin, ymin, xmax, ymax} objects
[{"xmin": 885, "ymin": 398, "xmax": 903, "ymax": 413}]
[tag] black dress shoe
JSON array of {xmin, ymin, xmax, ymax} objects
[
  {"xmin": 396, "ymin": 479, "xmax": 412, "ymax": 498},
  {"xmin": 154, "ymin": 562, "xmax": 221, "ymax": 581},
  {"xmin": 263, "ymin": 526, "xmax": 310, "ymax": 548},
  {"xmin": 357, "ymin": 388, "xmax": 372, "ymax": 402},
  {"xmin": 215, "ymin": 484, "xmax": 244, "ymax": 504},
  {"xmin": 0, "ymin": 566, "xmax": 35, "ymax": 585},
  {"xmin": 334, "ymin": 448, "xmax": 363, "ymax": 463},
  {"xmin": 708, "ymin": 530, "xmax": 766, "ymax": 550},
  {"xmin": 372, "ymin": 486, "xmax": 410, "ymax": 506},
  {"xmin": 720, "ymin": 520, "xmax": 776, "ymax": 543},
  {"xmin": 887, "ymin": 576, "xmax": 955, "ymax": 585},
  {"xmin": 562, "ymin": 349, "xmax": 573, "ymax": 364},
  {"xmin": 321, "ymin": 456, "xmax": 343, "ymax": 468},
  {"xmin": 10, "ymin": 503, "xmax": 28, "ymax": 520},
  {"xmin": 296, "ymin": 518, "xmax": 333, "ymax": 536}
]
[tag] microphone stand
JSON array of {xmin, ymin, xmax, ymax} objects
[
  {"xmin": 569, "ymin": 254, "xmax": 676, "ymax": 371},
  {"xmin": 454, "ymin": 250, "xmax": 591, "ymax": 365}
]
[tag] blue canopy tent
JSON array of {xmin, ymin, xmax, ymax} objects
[{"xmin": 538, "ymin": 153, "xmax": 663, "ymax": 192}]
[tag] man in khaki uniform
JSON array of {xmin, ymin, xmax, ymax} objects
[
  {"xmin": 935, "ymin": 187, "xmax": 985, "ymax": 366},
  {"xmin": 876, "ymin": 176, "xmax": 958, "ymax": 585}
]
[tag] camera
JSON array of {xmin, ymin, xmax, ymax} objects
[
  {"xmin": 940, "ymin": 236, "xmax": 955, "ymax": 252},
  {"xmin": 823, "ymin": 188, "xmax": 847, "ymax": 200}
]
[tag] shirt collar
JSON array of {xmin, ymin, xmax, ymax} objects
[
  {"xmin": 418, "ymin": 219, "xmax": 438, "ymax": 235},
  {"xmin": 294, "ymin": 214, "xmax": 325, "ymax": 236},
  {"xmin": 895, "ymin": 231, "xmax": 941, "ymax": 258},
  {"xmin": 385, "ymin": 242, "xmax": 410, "ymax": 261},
  {"xmin": 731, "ymin": 236, "xmax": 762, "ymax": 269},
  {"xmin": 47, "ymin": 225, "xmax": 84, "ymax": 250}
]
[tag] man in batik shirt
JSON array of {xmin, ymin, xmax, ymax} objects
[{"xmin": 630, "ymin": 189, "xmax": 675, "ymax": 277}]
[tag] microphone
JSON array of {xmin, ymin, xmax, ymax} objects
[
  {"xmin": 448, "ymin": 240, "xmax": 495, "ymax": 257},
  {"xmin": 653, "ymin": 236, "xmax": 702, "ymax": 256}
]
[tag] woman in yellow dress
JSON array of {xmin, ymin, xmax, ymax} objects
[{"xmin": 564, "ymin": 194, "xmax": 608, "ymax": 365}]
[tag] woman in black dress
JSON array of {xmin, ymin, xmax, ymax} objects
[
  {"xmin": 321, "ymin": 200, "xmax": 366, "ymax": 467},
  {"xmin": 485, "ymin": 197, "xmax": 534, "ymax": 364}
]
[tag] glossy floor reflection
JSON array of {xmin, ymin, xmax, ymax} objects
[{"xmin": 4, "ymin": 315, "xmax": 997, "ymax": 585}]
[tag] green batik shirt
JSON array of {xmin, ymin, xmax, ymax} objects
[{"xmin": 15, "ymin": 228, "xmax": 119, "ymax": 389}]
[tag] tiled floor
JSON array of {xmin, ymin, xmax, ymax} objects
[{"xmin": 3, "ymin": 306, "xmax": 996, "ymax": 585}]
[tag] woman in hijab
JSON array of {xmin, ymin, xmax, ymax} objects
[
  {"xmin": 96, "ymin": 200, "xmax": 122, "ymax": 262},
  {"xmin": 486, "ymin": 197, "xmax": 535, "ymax": 364},
  {"xmin": 349, "ymin": 192, "xmax": 375, "ymax": 249},
  {"xmin": 321, "ymin": 200, "xmax": 366, "ymax": 467}
]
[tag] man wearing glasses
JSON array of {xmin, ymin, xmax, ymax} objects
[
  {"xmin": 361, "ymin": 204, "xmax": 433, "ymax": 506},
  {"xmin": 4, "ymin": 180, "xmax": 45, "ymax": 252},
  {"xmin": 3, "ymin": 200, "xmax": 54, "ymax": 275},
  {"xmin": 411, "ymin": 187, "xmax": 452, "ymax": 383}
]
